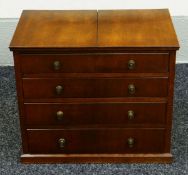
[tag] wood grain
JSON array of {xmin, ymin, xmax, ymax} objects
[
  {"xmin": 27, "ymin": 128, "xmax": 165, "ymax": 154},
  {"xmin": 10, "ymin": 10, "xmax": 97, "ymax": 49},
  {"xmin": 9, "ymin": 9, "xmax": 179, "ymax": 163},
  {"xmin": 22, "ymin": 77, "xmax": 168, "ymax": 98},
  {"xmin": 24, "ymin": 102, "xmax": 167, "ymax": 127},
  {"xmin": 19, "ymin": 53, "xmax": 169, "ymax": 74},
  {"xmin": 13, "ymin": 53, "xmax": 29, "ymax": 153},
  {"xmin": 9, "ymin": 9, "xmax": 179, "ymax": 51},
  {"xmin": 98, "ymin": 9, "xmax": 179, "ymax": 49}
]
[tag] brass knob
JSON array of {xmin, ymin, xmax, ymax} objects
[
  {"xmin": 56, "ymin": 111, "xmax": 64, "ymax": 120},
  {"xmin": 53, "ymin": 61, "xmax": 61, "ymax": 70},
  {"xmin": 58, "ymin": 138, "xmax": 66, "ymax": 148},
  {"xmin": 56, "ymin": 85, "xmax": 63, "ymax": 95},
  {"xmin": 127, "ymin": 137, "xmax": 135, "ymax": 148},
  {"xmin": 128, "ymin": 60, "xmax": 135, "ymax": 70},
  {"xmin": 128, "ymin": 84, "xmax": 135, "ymax": 94},
  {"xmin": 128, "ymin": 110, "xmax": 134, "ymax": 120}
]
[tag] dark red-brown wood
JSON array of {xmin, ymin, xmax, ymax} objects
[
  {"xmin": 21, "ymin": 153, "xmax": 173, "ymax": 163},
  {"xmin": 22, "ymin": 77, "xmax": 168, "ymax": 98},
  {"xmin": 13, "ymin": 53, "xmax": 29, "ymax": 152},
  {"xmin": 19, "ymin": 53, "xmax": 169, "ymax": 73},
  {"xmin": 9, "ymin": 9, "xmax": 179, "ymax": 163},
  {"xmin": 25, "ymin": 102, "xmax": 167, "ymax": 127},
  {"xmin": 27, "ymin": 128, "xmax": 165, "ymax": 154}
]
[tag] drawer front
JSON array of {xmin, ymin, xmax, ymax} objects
[
  {"xmin": 19, "ymin": 53, "xmax": 169, "ymax": 74},
  {"xmin": 23, "ymin": 78, "xmax": 168, "ymax": 99},
  {"xmin": 25, "ymin": 102, "xmax": 166, "ymax": 126},
  {"xmin": 27, "ymin": 129, "xmax": 165, "ymax": 154}
]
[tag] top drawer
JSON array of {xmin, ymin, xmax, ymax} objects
[{"xmin": 19, "ymin": 53, "xmax": 169, "ymax": 74}]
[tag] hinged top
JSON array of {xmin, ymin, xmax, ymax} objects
[{"xmin": 9, "ymin": 9, "xmax": 179, "ymax": 51}]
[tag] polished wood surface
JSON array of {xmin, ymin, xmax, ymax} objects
[
  {"xmin": 10, "ymin": 10, "xmax": 97, "ymax": 49},
  {"xmin": 25, "ymin": 102, "xmax": 166, "ymax": 126},
  {"xmin": 20, "ymin": 53, "xmax": 169, "ymax": 73},
  {"xmin": 21, "ymin": 153, "xmax": 173, "ymax": 163},
  {"xmin": 98, "ymin": 9, "xmax": 179, "ymax": 49},
  {"xmin": 22, "ymin": 77, "xmax": 168, "ymax": 98},
  {"xmin": 27, "ymin": 129, "xmax": 165, "ymax": 154},
  {"xmin": 9, "ymin": 9, "xmax": 179, "ymax": 163},
  {"xmin": 9, "ymin": 9, "xmax": 179, "ymax": 51}
]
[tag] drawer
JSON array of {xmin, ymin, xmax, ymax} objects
[
  {"xmin": 19, "ymin": 53, "xmax": 169, "ymax": 74},
  {"xmin": 25, "ymin": 102, "xmax": 166, "ymax": 126},
  {"xmin": 27, "ymin": 129, "xmax": 165, "ymax": 154},
  {"xmin": 23, "ymin": 77, "xmax": 168, "ymax": 99}
]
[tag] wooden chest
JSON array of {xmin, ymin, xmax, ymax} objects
[{"xmin": 9, "ymin": 9, "xmax": 179, "ymax": 163}]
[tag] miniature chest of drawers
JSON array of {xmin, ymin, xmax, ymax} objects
[{"xmin": 9, "ymin": 9, "xmax": 179, "ymax": 163}]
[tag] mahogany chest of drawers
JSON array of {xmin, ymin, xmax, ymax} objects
[{"xmin": 9, "ymin": 9, "xmax": 179, "ymax": 163}]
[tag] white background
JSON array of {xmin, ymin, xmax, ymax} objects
[{"xmin": 0, "ymin": 0, "xmax": 188, "ymax": 18}]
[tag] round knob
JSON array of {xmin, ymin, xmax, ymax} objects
[
  {"xmin": 53, "ymin": 61, "xmax": 61, "ymax": 71},
  {"xmin": 127, "ymin": 137, "xmax": 135, "ymax": 148},
  {"xmin": 128, "ymin": 110, "xmax": 134, "ymax": 120},
  {"xmin": 128, "ymin": 60, "xmax": 135, "ymax": 70},
  {"xmin": 58, "ymin": 138, "xmax": 66, "ymax": 148},
  {"xmin": 56, "ymin": 85, "xmax": 63, "ymax": 95},
  {"xmin": 128, "ymin": 84, "xmax": 135, "ymax": 95},
  {"xmin": 56, "ymin": 111, "xmax": 64, "ymax": 120}
]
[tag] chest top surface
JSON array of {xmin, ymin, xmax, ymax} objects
[{"xmin": 9, "ymin": 9, "xmax": 179, "ymax": 51}]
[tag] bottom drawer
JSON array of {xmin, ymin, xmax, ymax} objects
[{"xmin": 27, "ymin": 129, "xmax": 165, "ymax": 154}]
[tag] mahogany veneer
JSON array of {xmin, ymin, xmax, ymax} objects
[
  {"xmin": 19, "ymin": 53, "xmax": 169, "ymax": 73},
  {"xmin": 9, "ymin": 9, "xmax": 179, "ymax": 163},
  {"xmin": 24, "ymin": 102, "xmax": 167, "ymax": 127},
  {"xmin": 23, "ymin": 77, "xmax": 168, "ymax": 98},
  {"xmin": 27, "ymin": 129, "xmax": 165, "ymax": 154}
]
